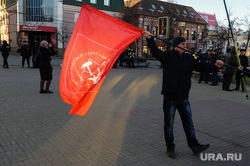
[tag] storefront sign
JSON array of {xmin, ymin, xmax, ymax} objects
[
  {"xmin": 178, "ymin": 22, "xmax": 186, "ymax": 27},
  {"xmin": 20, "ymin": 23, "xmax": 57, "ymax": 32}
]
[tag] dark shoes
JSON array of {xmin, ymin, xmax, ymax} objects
[
  {"xmin": 166, "ymin": 144, "xmax": 209, "ymax": 158},
  {"xmin": 167, "ymin": 149, "xmax": 176, "ymax": 158},
  {"xmin": 234, "ymin": 87, "xmax": 239, "ymax": 90},
  {"xmin": 40, "ymin": 90, "xmax": 53, "ymax": 94},
  {"xmin": 210, "ymin": 84, "xmax": 217, "ymax": 86},
  {"xmin": 223, "ymin": 89, "xmax": 233, "ymax": 92},
  {"xmin": 192, "ymin": 144, "xmax": 210, "ymax": 155},
  {"xmin": 40, "ymin": 90, "xmax": 46, "ymax": 93}
]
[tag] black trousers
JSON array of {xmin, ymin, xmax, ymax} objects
[
  {"xmin": 3, "ymin": 55, "xmax": 8, "ymax": 68},
  {"xmin": 235, "ymin": 71, "xmax": 245, "ymax": 90},
  {"xmin": 22, "ymin": 56, "xmax": 30, "ymax": 67},
  {"xmin": 222, "ymin": 73, "xmax": 233, "ymax": 90}
]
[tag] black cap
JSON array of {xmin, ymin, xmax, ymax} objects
[
  {"xmin": 207, "ymin": 49, "xmax": 212, "ymax": 52},
  {"xmin": 240, "ymin": 49, "xmax": 246, "ymax": 52},
  {"xmin": 213, "ymin": 49, "xmax": 218, "ymax": 52},
  {"xmin": 173, "ymin": 36, "xmax": 186, "ymax": 46}
]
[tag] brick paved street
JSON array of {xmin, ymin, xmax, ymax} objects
[{"xmin": 0, "ymin": 53, "xmax": 250, "ymax": 166}]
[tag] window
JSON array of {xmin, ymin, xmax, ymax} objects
[
  {"xmin": 242, "ymin": 43, "xmax": 245, "ymax": 47},
  {"xmin": 177, "ymin": 30, "xmax": 181, "ymax": 36},
  {"xmin": 192, "ymin": 31, "xmax": 196, "ymax": 40},
  {"xmin": 190, "ymin": 11, "xmax": 195, "ymax": 16},
  {"xmin": 176, "ymin": 9, "xmax": 180, "ymax": 14},
  {"xmin": 104, "ymin": 0, "xmax": 110, "ymax": 6},
  {"xmin": 151, "ymin": 4, "xmax": 156, "ymax": 10},
  {"xmin": 200, "ymin": 32, "xmax": 204, "ymax": 40},
  {"xmin": 90, "ymin": 0, "xmax": 97, "ymax": 4},
  {"xmin": 209, "ymin": 40, "xmax": 213, "ymax": 44},
  {"xmin": 160, "ymin": 6, "xmax": 164, "ymax": 11},
  {"xmin": 185, "ymin": 30, "xmax": 189, "ymax": 40},
  {"xmin": 204, "ymin": 15, "xmax": 208, "ymax": 22},
  {"xmin": 26, "ymin": 0, "xmax": 53, "ymax": 22},
  {"xmin": 143, "ymin": 46, "xmax": 148, "ymax": 55},
  {"xmin": 183, "ymin": 10, "xmax": 187, "ymax": 15}
]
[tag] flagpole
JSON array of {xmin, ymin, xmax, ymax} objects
[
  {"xmin": 223, "ymin": 0, "xmax": 248, "ymax": 99},
  {"xmin": 152, "ymin": 36, "xmax": 250, "ymax": 77}
]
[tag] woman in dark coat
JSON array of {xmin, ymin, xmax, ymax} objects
[{"xmin": 37, "ymin": 40, "xmax": 55, "ymax": 93}]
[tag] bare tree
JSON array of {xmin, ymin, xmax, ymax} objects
[
  {"xmin": 241, "ymin": 14, "xmax": 250, "ymax": 50},
  {"xmin": 223, "ymin": 9, "xmax": 239, "ymax": 50},
  {"xmin": 57, "ymin": 23, "xmax": 70, "ymax": 54}
]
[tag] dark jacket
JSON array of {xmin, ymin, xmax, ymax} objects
[
  {"xmin": 147, "ymin": 37, "xmax": 219, "ymax": 100},
  {"xmin": 37, "ymin": 47, "xmax": 55, "ymax": 69},
  {"xmin": 222, "ymin": 48, "xmax": 238, "ymax": 75},
  {"xmin": 1, "ymin": 43, "xmax": 10, "ymax": 57},
  {"xmin": 211, "ymin": 53, "xmax": 219, "ymax": 62},
  {"xmin": 199, "ymin": 52, "xmax": 211, "ymax": 64},
  {"xmin": 20, "ymin": 44, "xmax": 31, "ymax": 57},
  {"xmin": 239, "ymin": 55, "xmax": 249, "ymax": 69}
]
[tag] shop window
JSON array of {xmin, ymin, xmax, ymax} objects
[
  {"xmin": 184, "ymin": 30, "xmax": 189, "ymax": 40},
  {"xmin": 192, "ymin": 31, "xmax": 196, "ymax": 40},
  {"xmin": 177, "ymin": 30, "xmax": 181, "ymax": 36},
  {"xmin": 209, "ymin": 40, "xmax": 213, "ymax": 45},
  {"xmin": 158, "ymin": 46, "xmax": 164, "ymax": 51},
  {"xmin": 242, "ymin": 43, "xmax": 245, "ymax": 47},
  {"xmin": 143, "ymin": 46, "xmax": 148, "ymax": 57},
  {"xmin": 200, "ymin": 32, "xmax": 204, "ymax": 40}
]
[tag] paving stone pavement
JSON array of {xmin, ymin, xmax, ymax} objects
[{"xmin": 0, "ymin": 52, "xmax": 250, "ymax": 166}]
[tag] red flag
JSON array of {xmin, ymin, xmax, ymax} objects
[{"xmin": 60, "ymin": 3, "xmax": 143, "ymax": 116}]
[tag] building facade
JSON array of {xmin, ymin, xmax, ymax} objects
[
  {"xmin": 0, "ymin": 0, "xmax": 124, "ymax": 55},
  {"xmin": 126, "ymin": 0, "xmax": 207, "ymax": 57},
  {"xmin": 198, "ymin": 12, "xmax": 219, "ymax": 52}
]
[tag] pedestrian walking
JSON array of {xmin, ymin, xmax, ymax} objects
[
  {"xmin": 37, "ymin": 40, "xmax": 55, "ymax": 94},
  {"xmin": 20, "ymin": 41, "xmax": 31, "ymax": 68},
  {"xmin": 1, "ymin": 40, "xmax": 10, "ymax": 68},
  {"xmin": 234, "ymin": 49, "xmax": 249, "ymax": 91},
  {"xmin": 127, "ymin": 49, "xmax": 135, "ymax": 68},
  {"xmin": 222, "ymin": 47, "xmax": 239, "ymax": 91},
  {"xmin": 143, "ymin": 30, "xmax": 224, "ymax": 158}
]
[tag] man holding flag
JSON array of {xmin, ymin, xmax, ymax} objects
[{"xmin": 143, "ymin": 30, "xmax": 224, "ymax": 158}]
